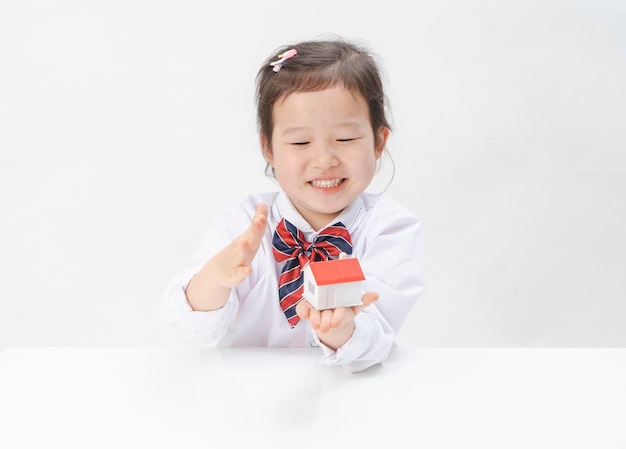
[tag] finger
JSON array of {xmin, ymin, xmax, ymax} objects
[
  {"xmin": 256, "ymin": 202, "xmax": 269, "ymax": 220},
  {"xmin": 296, "ymin": 300, "xmax": 313, "ymax": 320},
  {"xmin": 236, "ymin": 235, "xmax": 255, "ymax": 265},
  {"xmin": 353, "ymin": 291, "xmax": 380, "ymax": 315},
  {"xmin": 235, "ymin": 228, "xmax": 261, "ymax": 267},
  {"xmin": 252, "ymin": 203, "xmax": 269, "ymax": 233},
  {"xmin": 245, "ymin": 203, "xmax": 268, "ymax": 254},
  {"xmin": 319, "ymin": 309, "xmax": 334, "ymax": 332},
  {"xmin": 308, "ymin": 308, "xmax": 321, "ymax": 330},
  {"xmin": 361, "ymin": 291, "xmax": 379, "ymax": 307},
  {"xmin": 329, "ymin": 307, "xmax": 349, "ymax": 328}
]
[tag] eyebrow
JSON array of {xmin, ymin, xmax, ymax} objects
[
  {"xmin": 279, "ymin": 127, "xmax": 310, "ymax": 136},
  {"xmin": 278, "ymin": 122, "xmax": 365, "ymax": 136}
]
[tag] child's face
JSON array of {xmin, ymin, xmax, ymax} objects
[{"xmin": 263, "ymin": 85, "xmax": 389, "ymax": 231}]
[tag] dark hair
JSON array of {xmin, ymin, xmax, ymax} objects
[{"xmin": 255, "ymin": 37, "xmax": 392, "ymax": 162}]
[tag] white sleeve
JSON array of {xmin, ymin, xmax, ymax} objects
[
  {"xmin": 313, "ymin": 306, "xmax": 395, "ymax": 373},
  {"xmin": 360, "ymin": 209, "xmax": 425, "ymax": 333},
  {"xmin": 160, "ymin": 267, "xmax": 240, "ymax": 346}
]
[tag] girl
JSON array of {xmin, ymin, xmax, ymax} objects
[{"xmin": 161, "ymin": 37, "xmax": 425, "ymax": 373}]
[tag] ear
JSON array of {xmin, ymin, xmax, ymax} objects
[
  {"xmin": 374, "ymin": 126, "xmax": 390, "ymax": 160},
  {"xmin": 260, "ymin": 134, "xmax": 274, "ymax": 166}
]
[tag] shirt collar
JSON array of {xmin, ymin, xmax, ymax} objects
[{"xmin": 272, "ymin": 191, "xmax": 364, "ymax": 242}]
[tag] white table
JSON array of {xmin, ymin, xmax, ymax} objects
[{"xmin": 0, "ymin": 346, "xmax": 624, "ymax": 448}]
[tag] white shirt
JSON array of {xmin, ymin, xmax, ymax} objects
[{"xmin": 161, "ymin": 191, "xmax": 425, "ymax": 372}]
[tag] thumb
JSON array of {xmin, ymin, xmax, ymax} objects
[
  {"xmin": 361, "ymin": 291, "xmax": 379, "ymax": 307},
  {"xmin": 353, "ymin": 291, "xmax": 379, "ymax": 315}
]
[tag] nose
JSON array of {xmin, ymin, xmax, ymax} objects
[{"xmin": 309, "ymin": 140, "xmax": 339, "ymax": 169}]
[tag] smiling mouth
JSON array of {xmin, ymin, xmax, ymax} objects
[{"xmin": 309, "ymin": 178, "xmax": 345, "ymax": 188}]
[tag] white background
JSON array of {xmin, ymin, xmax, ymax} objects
[{"xmin": 1, "ymin": 0, "xmax": 625, "ymax": 352}]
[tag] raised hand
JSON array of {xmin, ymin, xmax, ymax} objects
[
  {"xmin": 214, "ymin": 202, "xmax": 269, "ymax": 289},
  {"xmin": 185, "ymin": 203, "xmax": 268, "ymax": 311}
]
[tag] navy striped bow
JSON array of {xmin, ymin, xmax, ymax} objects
[{"xmin": 272, "ymin": 218, "xmax": 352, "ymax": 327}]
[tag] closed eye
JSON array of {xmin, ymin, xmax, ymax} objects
[
  {"xmin": 337, "ymin": 137, "xmax": 360, "ymax": 142},
  {"xmin": 290, "ymin": 141, "xmax": 310, "ymax": 146}
]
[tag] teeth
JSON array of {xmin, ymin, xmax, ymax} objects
[{"xmin": 310, "ymin": 178, "xmax": 343, "ymax": 188}]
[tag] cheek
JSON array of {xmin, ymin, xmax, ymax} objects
[
  {"xmin": 352, "ymin": 147, "xmax": 379, "ymax": 170},
  {"xmin": 273, "ymin": 150, "xmax": 303, "ymax": 169},
  {"xmin": 270, "ymin": 154, "xmax": 297, "ymax": 181},
  {"xmin": 358, "ymin": 155, "xmax": 379, "ymax": 180},
  {"xmin": 271, "ymin": 153, "xmax": 285, "ymax": 170}
]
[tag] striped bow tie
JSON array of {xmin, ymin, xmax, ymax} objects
[{"xmin": 272, "ymin": 218, "xmax": 352, "ymax": 327}]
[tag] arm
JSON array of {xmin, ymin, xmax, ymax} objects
[
  {"xmin": 297, "ymin": 204, "xmax": 425, "ymax": 372},
  {"xmin": 160, "ymin": 202, "xmax": 268, "ymax": 344}
]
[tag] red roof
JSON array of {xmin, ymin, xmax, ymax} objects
[{"xmin": 307, "ymin": 258, "xmax": 365, "ymax": 286}]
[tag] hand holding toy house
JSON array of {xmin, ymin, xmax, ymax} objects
[{"xmin": 302, "ymin": 252, "xmax": 366, "ymax": 310}]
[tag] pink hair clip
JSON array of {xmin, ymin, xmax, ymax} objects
[{"xmin": 269, "ymin": 49, "xmax": 297, "ymax": 72}]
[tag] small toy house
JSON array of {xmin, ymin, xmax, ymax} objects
[{"xmin": 302, "ymin": 253, "xmax": 366, "ymax": 310}]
